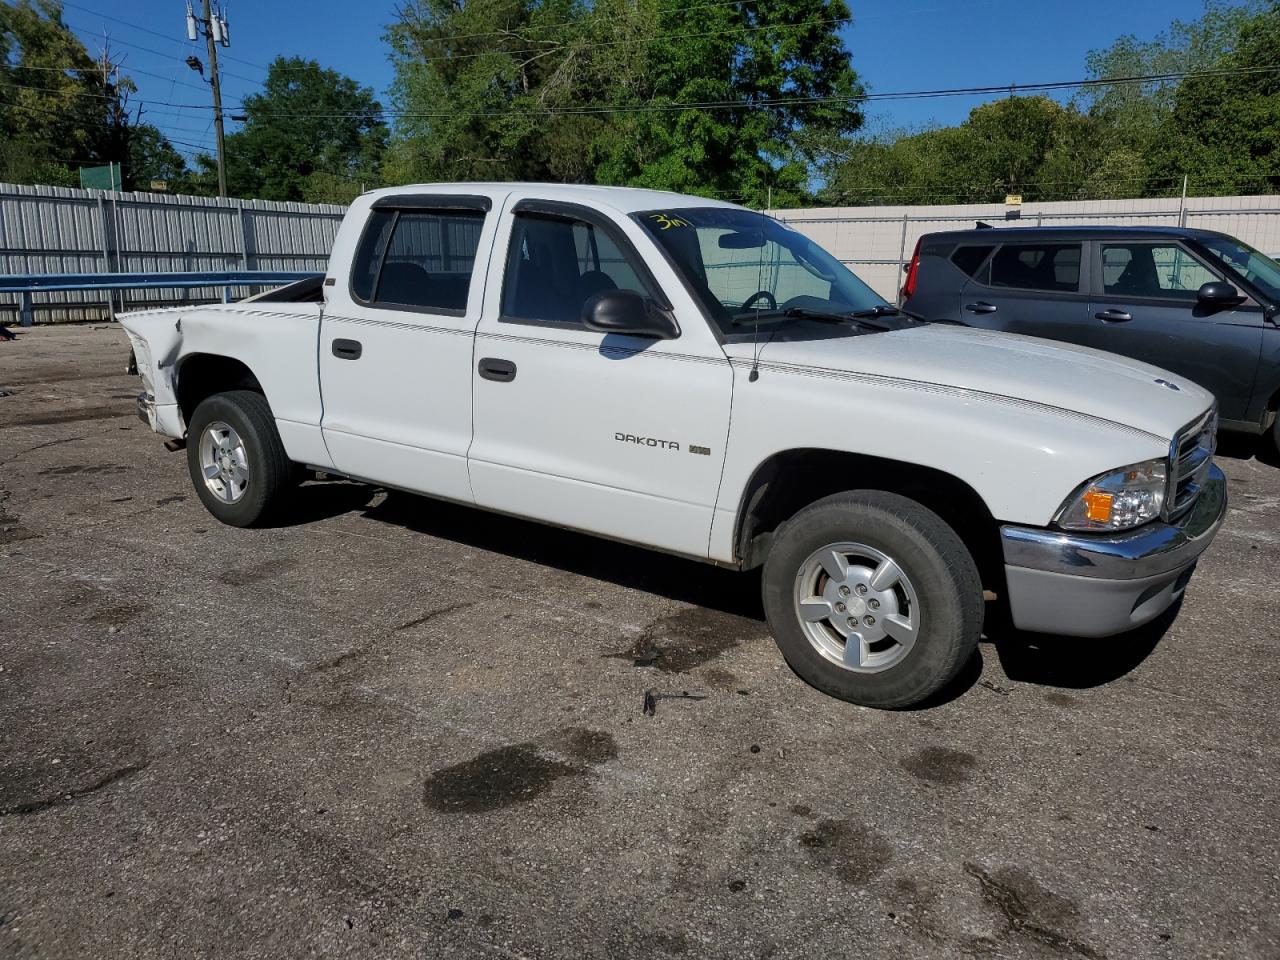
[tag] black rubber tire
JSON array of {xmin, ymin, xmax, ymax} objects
[
  {"xmin": 761, "ymin": 491, "xmax": 983, "ymax": 709},
  {"xmin": 186, "ymin": 390, "xmax": 295, "ymax": 528}
]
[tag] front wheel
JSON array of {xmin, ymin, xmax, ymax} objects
[
  {"xmin": 186, "ymin": 390, "xmax": 296, "ymax": 527},
  {"xmin": 761, "ymin": 491, "xmax": 983, "ymax": 709}
]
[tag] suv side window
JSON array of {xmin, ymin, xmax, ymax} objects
[
  {"xmin": 350, "ymin": 208, "xmax": 485, "ymax": 314},
  {"xmin": 951, "ymin": 245, "xmax": 995, "ymax": 279},
  {"xmin": 1100, "ymin": 243, "xmax": 1220, "ymax": 299},
  {"xmin": 501, "ymin": 212, "xmax": 650, "ymax": 325},
  {"xmin": 989, "ymin": 243, "xmax": 1081, "ymax": 292}
]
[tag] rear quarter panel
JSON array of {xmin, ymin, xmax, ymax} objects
[{"xmin": 118, "ymin": 302, "xmax": 326, "ymax": 464}]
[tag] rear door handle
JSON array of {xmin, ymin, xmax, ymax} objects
[
  {"xmin": 332, "ymin": 338, "xmax": 362, "ymax": 360},
  {"xmin": 1095, "ymin": 309, "xmax": 1132, "ymax": 323},
  {"xmin": 478, "ymin": 357, "xmax": 517, "ymax": 382},
  {"xmin": 964, "ymin": 302, "xmax": 998, "ymax": 314}
]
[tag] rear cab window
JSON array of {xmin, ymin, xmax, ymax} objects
[{"xmin": 350, "ymin": 201, "xmax": 487, "ymax": 315}]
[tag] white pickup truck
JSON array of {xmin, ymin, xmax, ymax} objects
[{"xmin": 120, "ymin": 183, "xmax": 1227, "ymax": 708}]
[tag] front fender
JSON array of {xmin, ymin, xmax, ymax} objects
[{"xmin": 708, "ymin": 362, "xmax": 1170, "ymax": 564}]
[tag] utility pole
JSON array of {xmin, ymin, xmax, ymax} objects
[
  {"xmin": 186, "ymin": 1, "xmax": 230, "ymax": 197},
  {"xmin": 203, "ymin": 0, "xmax": 226, "ymax": 197}
]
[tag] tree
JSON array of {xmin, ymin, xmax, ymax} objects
[
  {"xmin": 1076, "ymin": 0, "xmax": 1270, "ymax": 196},
  {"xmin": 385, "ymin": 0, "xmax": 863, "ymax": 206},
  {"xmin": 1144, "ymin": 0, "xmax": 1280, "ymax": 194},
  {"xmin": 193, "ymin": 56, "xmax": 388, "ymax": 203},
  {"xmin": 126, "ymin": 123, "xmax": 191, "ymax": 191},
  {"xmin": 0, "ymin": 0, "xmax": 110, "ymax": 183},
  {"xmin": 0, "ymin": 0, "xmax": 191, "ymax": 191},
  {"xmin": 823, "ymin": 97, "xmax": 1099, "ymax": 205}
]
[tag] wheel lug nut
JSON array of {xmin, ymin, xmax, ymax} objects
[
  {"xmin": 839, "ymin": 585, "xmax": 851, "ymax": 597},
  {"xmin": 846, "ymin": 617, "xmax": 857, "ymax": 629},
  {"xmin": 835, "ymin": 602, "xmax": 846, "ymax": 613},
  {"xmin": 868, "ymin": 599, "xmax": 880, "ymax": 610},
  {"xmin": 864, "ymin": 615, "xmax": 876, "ymax": 626},
  {"xmin": 856, "ymin": 584, "xmax": 868, "ymax": 595}
]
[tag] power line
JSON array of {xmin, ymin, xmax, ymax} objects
[
  {"xmin": 5, "ymin": 64, "xmax": 1277, "ymax": 119},
  {"xmin": 58, "ymin": 0, "xmax": 272, "ymax": 74},
  {"xmin": 61, "ymin": 17, "xmax": 263, "ymax": 86}
]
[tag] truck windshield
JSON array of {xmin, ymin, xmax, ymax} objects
[
  {"xmin": 635, "ymin": 207, "xmax": 888, "ymax": 335},
  {"xmin": 1197, "ymin": 236, "xmax": 1280, "ymax": 305}
]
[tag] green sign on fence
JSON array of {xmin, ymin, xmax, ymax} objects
[{"xmin": 79, "ymin": 163, "xmax": 123, "ymax": 191}]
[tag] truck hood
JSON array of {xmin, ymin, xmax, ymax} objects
[{"xmin": 725, "ymin": 324, "xmax": 1213, "ymax": 442}]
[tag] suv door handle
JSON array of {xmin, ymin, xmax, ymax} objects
[
  {"xmin": 332, "ymin": 338, "xmax": 362, "ymax": 360},
  {"xmin": 1095, "ymin": 309, "xmax": 1132, "ymax": 323},
  {"xmin": 478, "ymin": 357, "xmax": 517, "ymax": 382},
  {"xmin": 964, "ymin": 302, "xmax": 998, "ymax": 314}
]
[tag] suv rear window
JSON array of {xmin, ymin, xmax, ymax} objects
[
  {"xmin": 951, "ymin": 245, "xmax": 995, "ymax": 278},
  {"xmin": 989, "ymin": 243, "xmax": 1081, "ymax": 292}
]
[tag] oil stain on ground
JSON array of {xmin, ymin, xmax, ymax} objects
[
  {"xmin": 423, "ymin": 727, "xmax": 617, "ymax": 814},
  {"xmin": 901, "ymin": 746, "xmax": 977, "ymax": 785},
  {"xmin": 607, "ymin": 607, "xmax": 759, "ymax": 673},
  {"xmin": 799, "ymin": 819, "xmax": 893, "ymax": 885}
]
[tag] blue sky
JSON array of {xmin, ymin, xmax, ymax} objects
[{"xmin": 62, "ymin": 0, "xmax": 1214, "ymax": 166}]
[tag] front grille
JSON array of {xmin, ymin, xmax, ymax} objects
[{"xmin": 1167, "ymin": 407, "xmax": 1217, "ymax": 520}]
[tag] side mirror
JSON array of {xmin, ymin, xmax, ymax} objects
[
  {"xmin": 1197, "ymin": 281, "xmax": 1241, "ymax": 306},
  {"xmin": 582, "ymin": 289, "xmax": 680, "ymax": 340}
]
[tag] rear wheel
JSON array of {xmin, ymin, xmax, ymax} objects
[
  {"xmin": 761, "ymin": 491, "xmax": 983, "ymax": 709},
  {"xmin": 186, "ymin": 390, "xmax": 295, "ymax": 527}
]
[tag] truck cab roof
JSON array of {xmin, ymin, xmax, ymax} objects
[{"xmin": 358, "ymin": 182, "xmax": 744, "ymax": 216}]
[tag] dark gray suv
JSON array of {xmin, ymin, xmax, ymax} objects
[{"xmin": 901, "ymin": 226, "xmax": 1280, "ymax": 452}]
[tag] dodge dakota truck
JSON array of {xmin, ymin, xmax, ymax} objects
[{"xmin": 119, "ymin": 183, "xmax": 1228, "ymax": 708}]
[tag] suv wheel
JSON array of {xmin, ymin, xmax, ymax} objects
[{"xmin": 761, "ymin": 491, "xmax": 983, "ymax": 709}]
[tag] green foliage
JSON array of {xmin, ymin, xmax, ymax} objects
[
  {"xmin": 0, "ymin": 0, "xmax": 190, "ymax": 191},
  {"xmin": 385, "ymin": 0, "xmax": 863, "ymax": 206},
  {"xmin": 825, "ymin": 0, "xmax": 1280, "ymax": 205},
  {"xmin": 824, "ymin": 97, "xmax": 1100, "ymax": 204},
  {"xmin": 0, "ymin": 0, "xmax": 110, "ymax": 183},
  {"xmin": 191, "ymin": 56, "xmax": 388, "ymax": 203}
]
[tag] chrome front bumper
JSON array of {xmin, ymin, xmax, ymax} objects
[{"xmin": 999, "ymin": 464, "xmax": 1227, "ymax": 637}]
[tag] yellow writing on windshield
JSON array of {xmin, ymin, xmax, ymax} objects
[{"xmin": 649, "ymin": 213, "xmax": 693, "ymax": 230}]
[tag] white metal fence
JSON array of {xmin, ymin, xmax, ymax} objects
[
  {"xmin": 0, "ymin": 182, "xmax": 344, "ymax": 322},
  {"xmin": 771, "ymin": 194, "xmax": 1280, "ymax": 300},
  {"xmin": 2, "ymin": 183, "xmax": 1278, "ymax": 321}
]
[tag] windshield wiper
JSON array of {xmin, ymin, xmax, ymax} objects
[
  {"xmin": 732, "ymin": 305, "xmax": 911, "ymax": 332},
  {"xmin": 731, "ymin": 306, "xmax": 891, "ymax": 330}
]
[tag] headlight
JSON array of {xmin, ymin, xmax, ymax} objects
[{"xmin": 1055, "ymin": 459, "xmax": 1167, "ymax": 532}]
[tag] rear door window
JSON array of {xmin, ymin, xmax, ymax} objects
[
  {"xmin": 989, "ymin": 243, "xmax": 1082, "ymax": 292},
  {"xmin": 351, "ymin": 208, "xmax": 486, "ymax": 314}
]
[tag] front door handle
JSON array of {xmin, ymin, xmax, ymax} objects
[
  {"xmin": 964, "ymin": 301, "xmax": 998, "ymax": 314},
  {"xmin": 478, "ymin": 357, "xmax": 517, "ymax": 382},
  {"xmin": 1095, "ymin": 309, "xmax": 1132, "ymax": 323},
  {"xmin": 332, "ymin": 338, "xmax": 362, "ymax": 360}
]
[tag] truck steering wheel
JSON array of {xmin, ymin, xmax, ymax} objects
[{"xmin": 740, "ymin": 290, "xmax": 778, "ymax": 312}]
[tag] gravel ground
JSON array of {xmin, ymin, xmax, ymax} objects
[{"xmin": 2, "ymin": 324, "xmax": 1278, "ymax": 960}]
